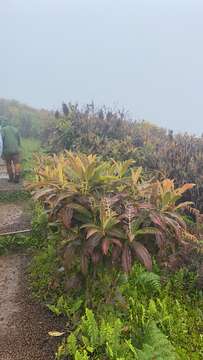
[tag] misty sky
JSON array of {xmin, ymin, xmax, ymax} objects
[{"xmin": 1, "ymin": 0, "xmax": 203, "ymax": 134}]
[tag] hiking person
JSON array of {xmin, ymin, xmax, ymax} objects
[{"xmin": 0, "ymin": 117, "xmax": 21, "ymax": 183}]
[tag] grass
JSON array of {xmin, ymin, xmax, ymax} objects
[
  {"xmin": 0, "ymin": 190, "xmax": 30, "ymax": 202},
  {"xmin": 0, "ymin": 137, "xmax": 46, "ymax": 253},
  {"xmin": 0, "ymin": 233, "xmax": 32, "ymax": 255},
  {"xmin": 0, "ymin": 138, "xmax": 41, "ymax": 200},
  {"xmin": 0, "ymin": 203, "xmax": 49, "ymax": 255},
  {"xmin": 21, "ymin": 138, "xmax": 43, "ymax": 179}
]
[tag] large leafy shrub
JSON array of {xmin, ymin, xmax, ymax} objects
[{"xmin": 27, "ymin": 152, "xmax": 199, "ymax": 275}]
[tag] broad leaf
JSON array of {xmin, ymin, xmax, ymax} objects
[{"xmin": 132, "ymin": 241, "xmax": 152, "ymax": 271}]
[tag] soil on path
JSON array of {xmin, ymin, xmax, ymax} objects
[
  {"xmin": 0, "ymin": 179, "xmax": 22, "ymax": 192},
  {"xmin": 0, "ymin": 202, "xmax": 32, "ymax": 235},
  {"xmin": 0, "ymin": 176, "xmax": 32, "ymax": 235},
  {"xmin": 0, "ymin": 255, "xmax": 65, "ymax": 360}
]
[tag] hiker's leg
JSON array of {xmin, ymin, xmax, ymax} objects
[
  {"xmin": 12, "ymin": 153, "xmax": 21, "ymax": 183},
  {"xmin": 5, "ymin": 156, "xmax": 14, "ymax": 181}
]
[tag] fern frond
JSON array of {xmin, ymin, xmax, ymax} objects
[
  {"xmin": 135, "ymin": 271, "xmax": 161, "ymax": 293},
  {"xmin": 138, "ymin": 321, "xmax": 177, "ymax": 360}
]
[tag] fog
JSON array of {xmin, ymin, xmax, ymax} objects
[{"xmin": 1, "ymin": 0, "xmax": 203, "ymax": 134}]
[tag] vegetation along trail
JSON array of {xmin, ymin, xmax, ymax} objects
[
  {"xmin": 0, "ymin": 103, "xmax": 202, "ymax": 359},
  {"xmin": 0, "ymin": 175, "xmax": 63, "ymax": 360}
]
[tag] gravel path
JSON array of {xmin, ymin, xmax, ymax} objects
[{"xmin": 0, "ymin": 255, "xmax": 64, "ymax": 360}]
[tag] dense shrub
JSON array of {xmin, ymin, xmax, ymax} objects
[
  {"xmin": 27, "ymin": 152, "xmax": 201, "ymax": 277},
  {"xmin": 50, "ymin": 102, "xmax": 203, "ymax": 211},
  {"xmin": 27, "ymin": 151, "xmax": 202, "ymax": 360}
]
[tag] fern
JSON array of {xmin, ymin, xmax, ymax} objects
[
  {"xmin": 121, "ymin": 264, "xmax": 161, "ymax": 297},
  {"xmin": 137, "ymin": 321, "xmax": 177, "ymax": 360},
  {"xmin": 48, "ymin": 295, "xmax": 83, "ymax": 318},
  {"xmin": 100, "ymin": 318, "xmax": 123, "ymax": 357},
  {"xmin": 135, "ymin": 271, "xmax": 161, "ymax": 294},
  {"xmin": 75, "ymin": 350, "xmax": 89, "ymax": 360},
  {"xmin": 81, "ymin": 309, "xmax": 100, "ymax": 349},
  {"xmin": 169, "ymin": 268, "xmax": 197, "ymax": 294},
  {"xmin": 63, "ymin": 309, "xmax": 139, "ymax": 360},
  {"xmin": 67, "ymin": 333, "xmax": 77, "ymax": 356}
]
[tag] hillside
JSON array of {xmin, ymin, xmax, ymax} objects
[
  {"xmin": 2, "ymin": 98, "xmax": 203, "ymax": 211},
  {"xmin": 0, "ymin": 98, "xmax": 54, "ymax": 138}
]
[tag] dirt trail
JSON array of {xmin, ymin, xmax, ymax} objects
[
  {"xmin": 0, "ymin": 254, "xmax": 64, "ymax": 360},
  {"xmin": 0, "ymin": 202, "xmax": 32, "ymax": 235},
  {"xmin": 0, "ymin": 179, "xmax": 22, "ymax": 192},
  {"xmin": 0, "ymin": 176, "xmax": 65, "ymax": 359},
  {"xmin": 0, "ymin": 175, "xmax": 32, "ymax": 235}
]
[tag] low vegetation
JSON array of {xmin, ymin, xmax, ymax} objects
[
  {"xmin": 0, "ymin": 100, "xmax": 202, "ymax": 359},
  {"xmin": 27, "ymin": 152, "xmax": 202, "ymax": 359},
  {"xmin": 30, "ymin": 230, "xmax": 202, "ymax": 360},
  {"xmin": 21, "ymin": 138, "xmax": 43, "ymax": 179}
]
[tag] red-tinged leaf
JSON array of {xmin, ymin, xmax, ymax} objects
[
  {"xmin": 84, "ymin": 234, "xmax": 102, "ymax": 255},
  {"xmin": 138, "ymin": 203, "xmax": 154, "ymax": 210},
  {"xmin": 175, "ymin": 201, "xmax": 193, "ymax": 210},
  {"xmin": 164, "ymin": 217, "xmax": 181, "ymax": 239},
  {"xmin": 102, "ymin": 238, "xmax": 110, "ymax": 255},
  {"xmin": 33, "ymin": 188, "xmax": 55, "ymax": 201},
  {"xmin": 61, "ymin": 207, "xmax": 73, "ymax": 229},
  {"xmin": 150, "ymin": 213, "xmax": 166, "ymax": 231},
  {"xmin": 122, "ymin": 245, "xmax": 132, "ymax": 273},
  {"xmin": 112, "ymin": 245, "xmax": 122, "ymax": 264},
  {"xmin": 67, "ymin": 203, "xmax": 92, "ymax": 220},
  {"xmin": 81, "ymin": 254, "xmax": 89, "ymax": 274},
  {"xmin": 165, "ymin": 212, "xmax": 186, "ymax": 230},
  {"xmin": 91, "ymin": 251, "xmax": 102, "ymax": 265},
  {"xmin": 108, "ymin": 194, "xmax": 122, "ymax": 206},
  {"xmin": 45, "ymin": 193, "xmax": 57, "ymax": 205},
  {"xmin": 132, "ymin": 241, "xmax": 152, "ymax": 271},
  {"xmin": 108, "ymin": 228, "xmax": 126, "ymax": 240},
  {"xmin": 155, "ymin": 232, "xmax": 166, "ymax": 250},
  {"xmin": 166, "ymin": 253, "xmax": 183, "ymax": 271},
  {"xmin": 111, "ymin": 239, "xmax": 122, "ymax": 248},
  {"xmin": 86, "ymin": 228, "xmax": 99, "ymax": 239},
  {"xmin": 155, "ymin": 232, "xmax": 166, "ymax": 257},
  {"xmin": 63, "ymin": 245, "xmax": 76, "ymax": 271},
  {"xmin": 77, "ymin": 196, "xmax": 92, "ymax": 209},
  {"xmin": 52, "ymin": 193, "xmax": 74, "ymax": 210}
]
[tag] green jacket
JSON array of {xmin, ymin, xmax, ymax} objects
[{"xmin": 1, "ymin": 125, "xmax": 21, "ymax": 156}]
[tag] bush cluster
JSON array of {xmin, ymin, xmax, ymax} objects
[{"xmin": 50, "ymin": 103, "xmax": 203, "ymax": 211}]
